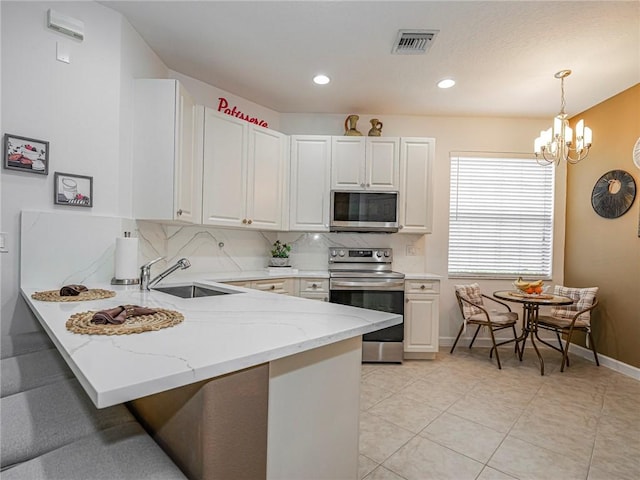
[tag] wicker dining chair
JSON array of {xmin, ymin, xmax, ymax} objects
[
  {"xmin": 535, "ymin": 285, "xmax": 599, "ymax": 372},
  {"xmin": 452, "ymin": 283, "xmax": 519, "ymax": 369}
]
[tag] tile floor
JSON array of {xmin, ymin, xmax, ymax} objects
[{"xmin": 359, "ymin": 345, "xmax": 640, "ymax": 480}]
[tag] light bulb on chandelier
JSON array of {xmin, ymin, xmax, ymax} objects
[{"xmin": 534, "ymin": 70, "xmax": 592, "ymax": 165}]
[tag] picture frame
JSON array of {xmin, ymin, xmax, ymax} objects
[
  {"xmin": 54, "ymin": 172, "xmax": 93, "ymax": 207},
  {"xmin": 4, "ymin": 133, "xmax": 49, "ymax": 175}
]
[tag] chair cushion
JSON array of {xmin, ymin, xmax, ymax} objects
[
  {"xmin": 468, "ymin": 310, "xmax": 518, "ymax": 325},
  {"xmin": 537, "ymin": 314, "xmax": 590, "ymax": 330},
  {"xmin": 455, "ymin": 283, "xmax": 484, "ymax": 318},
  {"xmin": 1, "ymin": 423, "xmax": 187, "ymax": 480},
  {"xmin": 1, "ymin": 332, "xmax": 53, "ymax": 359},
  {"xmin": 1, "ymin": 378, "xmax": 135, "ymax": 468},
  {"xmin": 551, "ymin": 286, "xmax": 598, "ymax": 324},
  {"xmin": 1, "ymin": 348, "xmax": 74, "ymax": 398}
]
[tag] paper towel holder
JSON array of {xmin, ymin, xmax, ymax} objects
[{"xmin": 111, "ymin": 231, "xmax": 141, "ymax": 285}]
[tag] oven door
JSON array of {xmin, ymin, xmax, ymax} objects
[{"xmin": 329, "ymin": 278, "xmax": 404, "ymax": 342}]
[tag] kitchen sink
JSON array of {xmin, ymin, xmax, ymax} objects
[{"xmin": 152, "ymin": 284, "xmax": 241, "ymax": 299}]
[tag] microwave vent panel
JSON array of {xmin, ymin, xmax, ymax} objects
[{"xmin": 392, "ymin": 30, "xmax": 438, "ymax": 55}]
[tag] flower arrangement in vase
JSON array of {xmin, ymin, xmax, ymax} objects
[{"xmin": 269, "ymin": 240, "xmax": 292, "ymax": 267}]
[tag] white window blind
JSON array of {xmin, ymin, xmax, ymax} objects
[{"xmin": 448, "ymin": 153, "xmax": 555, "ymax": 278}]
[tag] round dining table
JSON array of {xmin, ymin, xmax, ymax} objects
[{"xmin": 493, "ymin": 290, "xmax": 573, "ymax": 375}]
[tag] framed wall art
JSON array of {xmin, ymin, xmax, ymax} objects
[
  {"xmin": 4, "ymin": 133, "xmax": 49, "ymax": 175},
  {"xmin": 54, "ymin": 172, "xmax": 93, "ymax": 207}
]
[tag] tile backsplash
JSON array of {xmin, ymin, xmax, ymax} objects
[
  {"xmin": 20, "ymin": 211, "xmax": 426, "ymax": 288},
  {"xmin": 137, "ymin": 222, "xmax": 425, "ymax": 275}
]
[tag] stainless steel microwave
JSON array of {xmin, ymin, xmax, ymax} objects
[{"xmin": 330, "ymin": 191, "xmax": 399, "ymax": 233}]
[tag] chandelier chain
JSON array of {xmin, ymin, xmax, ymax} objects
[{"xmin": 559, "ymin": 77, "xmax": 566, "ymax": 115}]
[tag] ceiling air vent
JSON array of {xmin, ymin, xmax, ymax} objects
[{"xmin": 392, "ymin": 29, "xmax": 438, "ymax": 55}]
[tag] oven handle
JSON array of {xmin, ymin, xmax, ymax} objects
[{"xmin": 330, "ymin": 279, "xmax": 405, "ymax": 291}]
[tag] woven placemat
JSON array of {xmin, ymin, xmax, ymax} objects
[
  {"xmin": 31, "ymin": 289, "xmax": 116, "ymax": 302},
  {"xmin": 66, "ymin": 308, "xmax": 184, "ymax": 335}
]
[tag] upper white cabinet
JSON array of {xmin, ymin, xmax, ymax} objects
[
  {"xmin": 202, "ymin": 108, "xmax": 288, "ymax": 230},
  {"xmin": 289, "ymin": 135, "xmax": 331, "ymax": 231},
  {"xmin": 331, "ymin": 137, "xmax": 399, "ymax": 191},
  {"xmin": 398, "ymin": 137, "xmax": 435, "ymax": 234},
  {"xmin": 133, "ymin": 79, "xmax": 200, "ymax": 223}
]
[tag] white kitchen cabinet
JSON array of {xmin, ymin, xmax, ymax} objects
[
  {"xmin": 133, "ymin": 79, "xmax": 200, "ymax": 223},
  {"xmin": 398, "ymin": 137, "xmax": 435, "ymax": 234},
  {"xmin": 225, "ymin": 278, "xmax": 295, "ymax": 295},
  {"xmin": 202, "ymin": 108, "xmax": 288, "ymax": 230},
  {"xmin": 297, "ymin": 278, "xmax": 329, "ymax": 302},
  {"xmin": 331, "ymin": 137, "xmax": 399, "ymax": 191},
  {"xmin": 251, "ymin": 278, "xmax": 295, "ymax": 295},
  {"xmin": 404, "ymin": 279, "xmax": 439, "ymax": 359},
  {"xmin": 289, "ymin": 136, "xmax": 331, "ymax": 231}
]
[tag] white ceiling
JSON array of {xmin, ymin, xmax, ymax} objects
[{"xmin": 101, "ymin": 0, "xmax": 640, "ymax": 118}]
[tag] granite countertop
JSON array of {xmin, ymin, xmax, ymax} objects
[{"xmin": 21, "ymin": 280, "xmax": 401, "ymax": 409}]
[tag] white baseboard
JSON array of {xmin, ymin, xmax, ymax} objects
[
  {"xmin": 561, "ymin": 342, "xmax": 640, "ymax": 381},
  {"xmin": 440, "ymin": 336, "xmax": 640, "ymax": 381}
]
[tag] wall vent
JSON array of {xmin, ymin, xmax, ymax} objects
[{"xmin": 392, "ymin": 30, "xmax": 438, "ymax": 55}]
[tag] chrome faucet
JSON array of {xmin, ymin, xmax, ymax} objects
[{"xmin": 140, "ymin": 257, "xmax": 191, "ymax": 290}]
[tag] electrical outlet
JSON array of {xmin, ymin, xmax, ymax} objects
[{"xmin": 406, "ymin": 245, "xmax": 417, "ymax": 256}]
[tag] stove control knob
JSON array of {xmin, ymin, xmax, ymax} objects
[
  {"xmin": 376, "ymin": 251, "xmax": 383, "ymax": 258},
  {"xmin": 384, "ymin": 250, "xmax": 390, "ymax": 257},
  {"xmin": 338, "ymin": 250, "xmax": 345, "ymax": 257},
  {"xmin": 330, "ymin": 250, "xmax": 337, "ymax": 257}
]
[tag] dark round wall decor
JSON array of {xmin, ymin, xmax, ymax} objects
[{"xmin": 591, "ymin": 169, "xmax": 636, "ymax": 219}]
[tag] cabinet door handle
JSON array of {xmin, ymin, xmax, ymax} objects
[
  {"xmin": 366, "ymin": 183, "xmax": 370, "ymax": 187},
  {"xmin": 311, "ymin": 283, "xmax": 318, "ymax": 289},
  {"xmin": 242, "ymin": 219, "xmax": 248, "ymax": 224},
  {"xmin": 270, "ymin": 285, "xmax": 275, "ymax": 290},
  {"xmin": 247, "ymin": 219, "xmax": 253, "ymax": 225},
  {"xmin": 360, "ymin": 183, "xmax": 365, "ymax": 188},
  {"xmin": 176, "ymin": 209, "xmax": 183, "ymax": 216},
  {"xmin": 420, "ymin": 285, "xmax": 426, "ymax": 290},
  {"xmin": 406, "ymin": 298, "xmax": 410, "ymax": 303}
]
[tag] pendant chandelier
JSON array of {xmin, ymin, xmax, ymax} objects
[{"xmin": 534, "ymin": 70, "xmax": 592, "ymax": 165}]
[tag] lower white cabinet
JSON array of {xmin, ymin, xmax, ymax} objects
[
  {"xmin": 225, "ymin": 278, "xmax": 295, "ymax": 295},
  {"xmin": 404, "ymin": 279, "xmax": 439, "ymax": 359},
  {"xmin": 297, "ymin": 278, "xmax": 329, "ymax": 302}
]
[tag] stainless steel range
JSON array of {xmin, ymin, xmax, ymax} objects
[{"xmin": 328, "ymin": 248, "xmax": 405, "ymax": 363}]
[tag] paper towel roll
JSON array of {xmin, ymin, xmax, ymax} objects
[{"xmin": 114, "ymin": 236, "xmax": 139, "ymax": 280}]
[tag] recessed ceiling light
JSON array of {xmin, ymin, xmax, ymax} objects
[
  {"xmin": 437, "ymin": 78, "xmax": 455, "ymax": 89},
  {"xmin": 313, "ymin": 74, "xmax": 330, "ymax": 85}
]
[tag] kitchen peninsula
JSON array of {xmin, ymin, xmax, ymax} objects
[{"xmin": 21, "ymin": 280, "xmax": 401, "ymax": 480}]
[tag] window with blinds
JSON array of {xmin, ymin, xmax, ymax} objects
[{"xmin": 448, "ymin": 153, "xmax": 555, "ymax": 278}]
